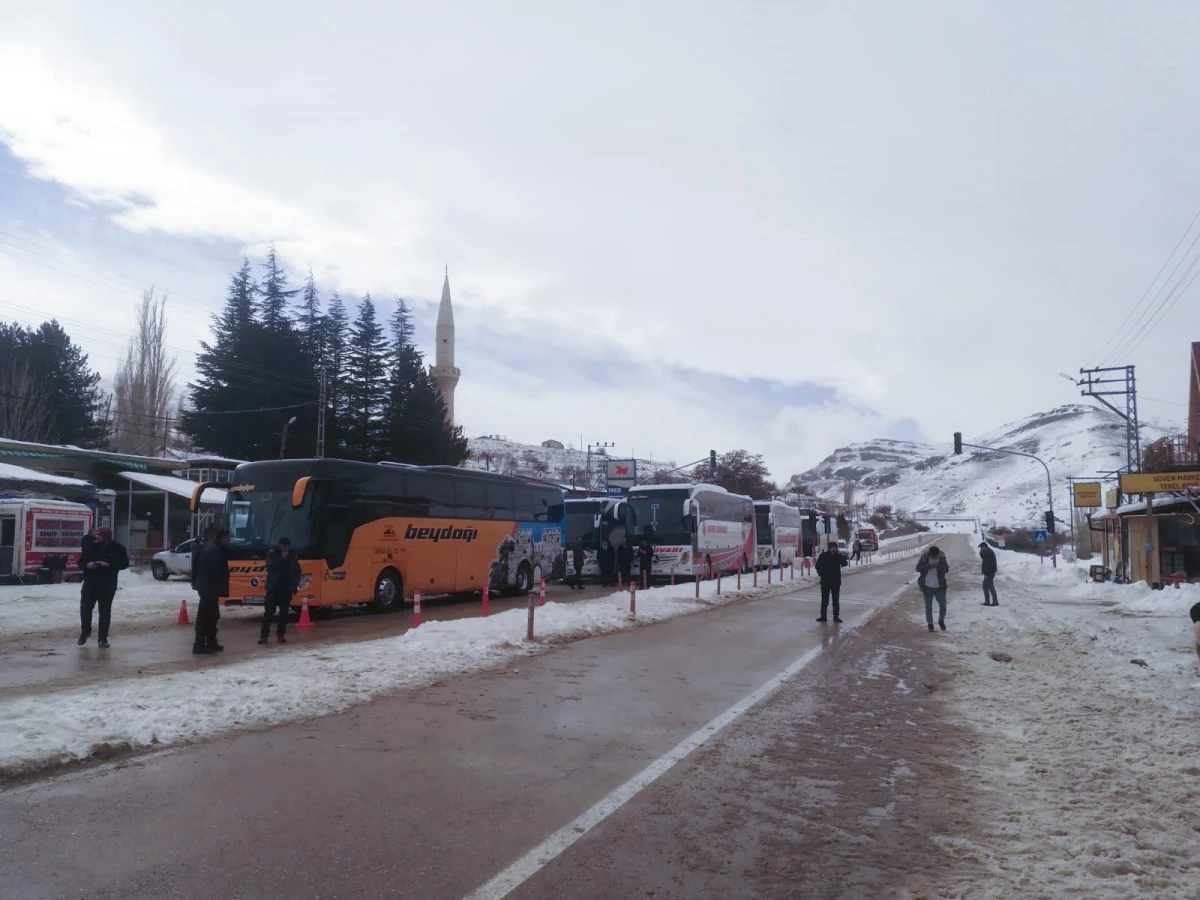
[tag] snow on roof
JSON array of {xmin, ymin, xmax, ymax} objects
[
  {"xmin": 119, "ymin": 471, "xmax": 227, "ymax": 505},
  {"xmin": 0, "ymin": 437, "xmax": 179, "ymax": 469},
  {"xmin": 0, "ymin": 462, "xmax": 93, "ymax": 488}
]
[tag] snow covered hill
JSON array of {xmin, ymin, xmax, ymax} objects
[
  {"xmin": 464, "ymin": 436, "xmax": 677, "ymax": 486},
  {"xmin": 789, "ymin": 405, "xmax": 1178, "ymax": 528}
]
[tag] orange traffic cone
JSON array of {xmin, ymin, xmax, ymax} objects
[
  {"xmin": 296, "ymin": 600, "xmax": 314, "ymax": 628},
  {"xmin": 176, "ymin": 597, "xmax": 190, "ymax": 625}
]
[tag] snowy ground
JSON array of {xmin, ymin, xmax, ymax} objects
[
  {"xmin": 0, "ymin": 547, "xmax": 924, "ymax": 780},
  {"xmin": 0, "ymin": 573, "xmax": 260, "ymax": 638},
  {"xmin": 934, "ymin": 550, "xmax": 1200, "ymax": 897}
]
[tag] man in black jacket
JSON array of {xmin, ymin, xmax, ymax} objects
[
  {"xmin": 568, "ymin": 543, "xmax": 586, "ymax": 590},
  {"xmin": 979, "ymin": 542, "xmax": 999, "ymax": 606},
  {"xmin": 597, "ymin": 539, "xmax": 615, "ymax": 587},
  {"xmin": 616, "ymin": 537, "xmax": 633, "ymax": 588},
  {"xmin": 815, "ymin": 540, "xmax": 849, "ymax": 623},
  {"xmin": 260, "ymin": 537, "xmax": 301, "ymax": 644},
  {"xmin": 636, "ymin": 536, "xmax": 654, "ymax": 587},
  {"xmin": 194, "ymin": 530, "xmax": 230, "ymax": 655},
  {"xmin": 78, "ymin": 527, "xmax": 129, "ymax": 648}
]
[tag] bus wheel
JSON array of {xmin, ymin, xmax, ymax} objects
[
  {"xmin": 372, "ymin": 569, "xmax": 404, "ymax": 614},
  {"xmin": 514, "ymin": 562, "xmax": 534, "ymax": 595}
]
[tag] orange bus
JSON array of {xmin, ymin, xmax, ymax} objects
[{"xmin": 191, "ymin": 459, "xmax": 565, "ymax": 613}]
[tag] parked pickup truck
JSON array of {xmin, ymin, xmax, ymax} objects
[{"xmin": 151, "ymin": 538, "xmax": 196, "ymax": 580}]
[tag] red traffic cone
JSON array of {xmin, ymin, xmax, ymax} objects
[
  {"xmin": 296, "ymin": 600, "xmax": 314, "ymax": 628},
  {"xmin": 176, "ymin": 597, "xmax": 190, "ymax": 625}
]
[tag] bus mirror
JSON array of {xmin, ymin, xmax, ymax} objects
[
  {"xmin": 768, "ymin": 512, "xmax": 775, "ymax": 526},
  {"xmin": 292, "ymin": 476, "xmax": 312, "ymax": 509},
  {"xmin": 593, "ymin": 514, "xmax": 601, "ymax": 529},
  {"xmin": 189, "ymin": 481, "xmax": 221, "ymax": 514},
  {"xmin": 682, "ymin": 499, "xmax": 691, "ymax": 517}
]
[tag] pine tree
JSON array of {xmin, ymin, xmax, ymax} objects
[
  {"xmin": 343, "ymin": 294, "xmax": 389, "ymax": 459},
  {"xmin": 0, "ymin": 320, "xmax": 106, "ymax": 446},
  {"xmin": 383, "ymin": 298, "xmax": 469, "ymax": 465},
  {"xmin": 259, "ymin": 244, "xmax": 299, "ymax": 331},
  {"xmin": 322, "ymin": 291, "xmax": 350, "ymax": 455},
  {"xmin": 298, "ymin": 267, "xmax": 323, "ymax": 364},
  {"xmin": 184, "ymin": 258, "xmax": 315, "ymax": 460}
]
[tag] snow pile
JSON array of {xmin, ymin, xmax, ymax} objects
[
  {"xmin": 0, "ymin": 573, "xmax": 259, "ymax": 638},
  {"xmin": 936, "ymin": 549, "xmax": 1200, "ymax": 897},
  {"xmin": 790, "ymin": 404, "xmax": 1177, "ymax": 528}
]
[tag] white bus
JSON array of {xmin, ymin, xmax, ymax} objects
[
  {"xmin": 624, "ymin": 483, "xmax": 755, "ymax": 579},
  {"xmin": 754, "ymin": 500, "xmax": 801, "ymax": 568}
]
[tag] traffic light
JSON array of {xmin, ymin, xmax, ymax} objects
[
  {"xmin": 953, "ymin": 432, "xmax": 963, "ymax": 454},
  {"xmin": 1045, "ymin": 511, "xmax": 1055, "ymax": 532},
  {"xmin": 709, "ymin": 449, "xmax": 717, "ymax": 469}
]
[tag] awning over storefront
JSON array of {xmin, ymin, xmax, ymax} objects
[{"xmin": 118, "ymin": 471, "xmax": 227, "ymax": 505}]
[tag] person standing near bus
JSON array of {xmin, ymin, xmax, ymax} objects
[
  {"xmin": 260, "ymin": 537, "xmax": 301, "ymax": 644},
  {"xmin": 636, "ymin": 536, "xmax": 654, "ymax": 587},
  {"xmin": 77, "ymin": 527, "xmax": 129, "ymax": 648},
  {"xmin": 194, "ymin": 529, "xmax": 230, "ymax": 655},
  {"xmin": 616, "ymin": 536, "xmax": 633, "ymax": 588},
  {"xmin": 597, "ymin": 538, "xmax": 615, "ymax": 586},
  {"xmin": 568, "ymin": 543, "xmax": 586, "ymax": 590},
  {"xmin": 815, "ymin": 539, "xmax": 849, "ymax": 623},
  {"xmin": 851, "ymin": 539, "xmax": 863, "ymax": 564}
]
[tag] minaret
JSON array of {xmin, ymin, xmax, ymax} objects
[{"xmin": 430, "ymin": 266, "xmax": 460, "ymax": 423}]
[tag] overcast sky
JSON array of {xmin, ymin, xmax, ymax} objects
[{"xmin": 1, "ymin": 1, "xmax": 1198, "ymax": 480}]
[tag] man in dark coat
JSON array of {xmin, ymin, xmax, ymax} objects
[
  {"xmin": 917, "ymin": 545, "xmax": 951, "ymax": 632},
  {"xmin": 636, "ymin": 536, "xmax": 654, "ymax": 587},
  {"xmin": 815, "ymin": 540, "xmax": 849, "ymax": 623},
  {"xmin": 597, "ymin": 538, "xmax": 616, "ymax": 586},
  {"xmin": 616, "ymin": 537, "xmax": 633, "ymax": 588},
  {"xmin": 78, "ymin": 527, "xmax": 129, "ymax": 647},
  {"xmin": 979, "ymin": 541, "xmax": 999, "ymax": 606},
  {"xmin": 260, "ymin": 537, "xmax": 301, "ymax": 643},
  {"xmin": 194, "ymin": 530, "xmax": 230, "ymax": 655},
  {"xmin": 851, "ymin": 539, "xmax": 863, "ymax": 563},
  {"xmin": 568, "ymin": 543, "xmax": 586, "ymax": 590}
]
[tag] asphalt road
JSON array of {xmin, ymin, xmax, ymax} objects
[{"xmin": 0, "ymin": 539, "xmax": 942, "ymax": 900}]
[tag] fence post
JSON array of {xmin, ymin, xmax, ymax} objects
[
  {"xmin": 671, "ymin": 566, "xmax": 676, "ymax": 586},
  {"xmin": 630, "ymin": 585, "xmax": 637, "ymax": 616},
  {"xmin": 482, "ymin": 584, "xmax": 489, "ymax": 617},
  {"xmin": 539, "ymin": 577, "xmax": 546, "ymax": 607},
  {"xmin": 526, "ymin": 592, "xmax": 535, "ymax": 640},
  {"xmin": 413, "ymin": 590, "xmax": 422, "ymax": 628}
]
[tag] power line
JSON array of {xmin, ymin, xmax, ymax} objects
[
  {"xmin": 1087, "ymin": 203, "xmax": 1200, "ymax": 367},
  {"xmin": 1105, "ymin": 250, "xmax": 1200, "ymax": 364}
]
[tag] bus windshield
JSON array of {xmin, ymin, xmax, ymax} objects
[
  {"xmin": 755, "ymin": 507, "xmax": 772, "ymax": 544},
  {"xmin": 565, "ymin": 500, "xmax": 603, "ymax": 546},
  {"xmin": 225, "ymin": 489, "xmax": 314, "ymax": 553},
  {"xmin": 626, "ymin": 489, "xmax": 691, "ymax": 545}
]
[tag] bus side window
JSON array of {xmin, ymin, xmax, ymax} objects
[
  {"xmin": 486, "ymin": 484, "xmax": 515, "ymax": 521},
  {"xmin": 511, "ymin": 487, "xmax": 535, "ymax": 522},
  {"xmin": 454, "ymin": 481, "xmax": 487, "ymax": 519}
]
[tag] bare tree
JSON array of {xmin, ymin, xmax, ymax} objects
[
  {"xmin": 0, "ymin": 360, "xmax": 53, "ymax": 442},
  {"xmin": 112, "ymin": 288, "xmax": 178, "ymax": 456}
]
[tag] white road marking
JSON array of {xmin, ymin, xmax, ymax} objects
[{"xmin": 464, "ymin": 579, "xmax": 913, "ymax": 900}]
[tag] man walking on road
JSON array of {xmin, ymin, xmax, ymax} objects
[
  {"xmin": 979, "ymin": 541, "xmax": 999, "ymax": 606},
  {"xmin": 194, "ymin": 529, "xmax": 230, "ymax": 655},
  {"xmin": 917, "ymin": 545, "xmax": 950, "ymax": 632},
  {"xmin": 260, "ymin": 537, "xmax": 301, "ymax": 644},
  {"xmin": 77, "ymin": 527, "xmax": 129, "ymax": 648},
  {"xmin": 815, "ymin": 540, "xmax": 849, "ymax": 623},
  {"xmin": 851, "ymin": 539, "xmax": 863, "ymax": 564}
]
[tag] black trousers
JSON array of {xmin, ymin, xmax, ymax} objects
[
  {"xmin": 80, "ymin": 584, "xmax": 116, "ymax": 641},
  {"xmin": 261, "ymin": 593, "xmax": 292, "ymax": 639},
  {"xmin": 194, "ymin": 590, "xmax": 222, "ymax": 648},
  {"xmin": 983, "ymin": 575, "xmax": 999, "ymax": 605},
  {"xmin": 820, "ymin": 582, "xmax": 841, "ymax": 619},
  {"xmin": 619, "ymin": 565, "xmax": 632, "ymax": 586}
]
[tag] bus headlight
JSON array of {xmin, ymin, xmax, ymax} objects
[{"xmin": 298, "ymin": 574, "xmax": 312, "ymax": 589}]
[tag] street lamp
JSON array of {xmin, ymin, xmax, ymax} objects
[{"xmin": 280, "ymin": 416, "xmax": 298, "ymax": 459}]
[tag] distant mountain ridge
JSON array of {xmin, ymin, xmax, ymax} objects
[
  {"xmin": 464, "ymin": 435, "xmax": 676, "ymax": 486},
  {"xmin": 789, "ymin": 405, "xmax": 1178, "ymax": 528}
]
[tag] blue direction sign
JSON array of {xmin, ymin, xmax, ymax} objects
[{"xmin": 1033, "ymin": 530, "xmax": 1049, "ymax": 543}]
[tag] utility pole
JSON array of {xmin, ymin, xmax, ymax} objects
[
  {"xmin": 1077, "ymin": 365, "xmax": 1141, "ymax": 502},
  {"xmin": 587, "ymin": 441, "xmax": 614, "ymax": 493},
  {"xmin": 316, "ymin": 366, "xmax": 327, "ymax": 459}
]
